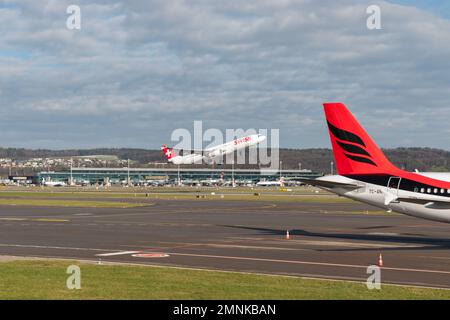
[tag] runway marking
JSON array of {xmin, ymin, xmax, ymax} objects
[
  {"xmin": 228, "ymin": 237, "xmax": 267, "ymax": 241},
  {"xmin": 86, "ymin": 211, "xmax": 163, "ymax": 218},
  {"xmin": 261, "ymin": 204, "xmax": 277, "ymax": 209},
  {"xmin": 132, "ymin": 253, "xmax": 170, "ymax": 258},
  {"xmin": 164, "ymin": 239, "xmax": 410, "ymax": 251},
  {"xmin": 166, "ymin": 252, "xmax": 450, "ymax": 276},
  {"xmin": 96, "ymin": 251, "xmax": 140, "ymax": 257},
  {"xmin": 0, "ymin": 243, "xmax": 115, "ymax": 252},
  {"xmin": 90, "ymin": 221, "xmax": 214, "ymax": 228},
  {"xmin": 227, "ymin": 237, "xmax": 420, "ymax": 249},
  {"xmin": 367, "ymin": 232, "xmax": 401, "ymax": 236},
  {"xmin": 2, "ymin": 242, "xmax": 450, "ymax": 285},
  {"xmin": 417, "ymin": 256, "xmax": 450, "ymax": 261},
  {"xmin": 289, "ymin": 239, "xmax": 420, "ymax": 248},
  {"xmin": 31, "ymin": 218, "xmax": 69, "ymax": 222},
  {"xmin": 0, "ymin": 218, "xmax": 68, "ymax": 223},
  {"xmin": 309, "ymin": 240, "xmax": 392, "ymax": 248},
  {"xmin": 2, "ymin": 253, "xmax": 448, "ymax": 290},
  {"xmin": 151, "ymin": 240, "xmax": 304, "ymax": 252},
  {"xmin": 198, "ymin": 243, "xmax": 306, "ymax": 251}
]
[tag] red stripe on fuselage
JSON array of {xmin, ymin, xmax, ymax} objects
[{"xmin": 348, "ymin": 171, "xmax": 450, "ymax": 190}]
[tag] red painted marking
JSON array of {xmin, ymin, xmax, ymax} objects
[{"xmin": 132, "ymin": 253, "xmax": 170, "ymax": 258}]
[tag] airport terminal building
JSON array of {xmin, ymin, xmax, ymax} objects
[{"xmin": 36, "ymin": 167, "xmax": 322, "ymax": 186}]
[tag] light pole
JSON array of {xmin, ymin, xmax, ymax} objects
[
  {"xmin": 231, "ymin": 161, "xmax": 235, "ymax": 188},
  {"xmin": 127, "ymin": 159, "xmax": 130, "ymax": 186},
  {"xmin": 279, "ymin": 160, "xmax": 282, "ymax": 181},
  {"xmin": 298, "ymin": 162, "xmax": 302, "ymax": 171},
  {"xmin": 330, "ymin": 161, "xmax": 334, "ymax": 175},
  {"xmin": 70, "ymin": 157, "xmax": 73, "ymax": 186},
  {"xmin": 177, "ymin": 164, "xmax": 181, "ymax": 186}
]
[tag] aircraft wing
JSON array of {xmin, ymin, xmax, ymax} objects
[
  {"xmin": 181, "ymin": 149, "xmax": 219, "ymax": 157},
  {"xmin": 171, "ymin": 148, "xmax": 204, "ymax": 155},
  {"xmin": 297, "ymin": 178, "xmax": 359, "ymax": 189},
  {"xmin": 397, "ymin": 197, "xmax": 450, "ymax": 205}
]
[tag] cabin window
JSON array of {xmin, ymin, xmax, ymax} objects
[
  {"xmin": 441, "ymin": 189, "xmax": 445, "ymax": 194},
  {"xmin": 427, "ymin": 188, "xmax": 432, "ymax": 193},
  {"xmin": 448, "ymin": 189, "xmax": 450, "ymax": 194},
  {"xmin": 434, "ymin": 188, "xmax": 439, "ymax": 194},
  {"xmin": 420, "ymin": 188, "xmax": 425, "ymax": 193}
]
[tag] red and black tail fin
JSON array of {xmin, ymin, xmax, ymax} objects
[
  {"xmin": 161, "ymin": 144, "xmax": 177, "ymax": 161},
  {"xmin": 323, "ymin": 102, "xmax": 398, "ymax": 175}
]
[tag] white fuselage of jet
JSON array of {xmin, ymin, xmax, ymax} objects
[
  {"xmin": 316, "ymin": 174, "xmax": 450, "ymax": 223},
  {"xmin": 168, "ymin": 134, "xmax": 266, "ymax": 165}
]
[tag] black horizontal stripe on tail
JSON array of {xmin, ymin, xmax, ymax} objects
[
  {"xmin": 336, "ymin": 141, "xmax": 371, "ymax": 157},
  {"xmin": 344, "ymin": 153, "xmax": 377, "ymax": 166},
  {"xmin": 327, "ymin": 121, "xmax": 366, "ymax": 147}
]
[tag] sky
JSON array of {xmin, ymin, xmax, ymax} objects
[{"xmin": 0, "ymin": 0, "xmax": 449, "ymax": 150}]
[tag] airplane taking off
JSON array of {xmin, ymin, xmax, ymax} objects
[
  {"xmin": 161, "ymin": 134, "xmax": 266, "ymax": 165},
  {"xmin": 302, "ymin": 102, "xmax": 450, "ymax": 223}
]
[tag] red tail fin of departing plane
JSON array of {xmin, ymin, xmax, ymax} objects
[
  {"xmin": 161, "ymin": 144, "xmax": 177, "ymax": 161},
  {"xmin": 323, "ymin": 102, "xmax": 398, "ymax": 176}
]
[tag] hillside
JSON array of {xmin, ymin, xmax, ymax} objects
[
  {"xmin": 279, "ymin": 148, "xmax": 450, "ymax": 173},
  {"xmin": 2, "ymin": 147, "xmax": 450, "ymax": 175}
]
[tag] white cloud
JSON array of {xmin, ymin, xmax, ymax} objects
[{"xmin": 0, "ymin": 0, "xmax": 449, "ymax": 149}]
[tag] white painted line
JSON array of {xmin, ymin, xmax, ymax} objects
[
  {"xmin": 0, "ymin": 244, "xmax": 139, "ymax": 257},
  {"xmin": 205, "ymin": 244, "xmax": 305, "ymax": 251},
  {"xmin": 2, "ymin": 254, "xmax": 449, "ymax": 291},
  {"xmin": 2, "ymin": 243, "xmax": 449, "ymax": 277},
  {"xmin": 228, "ymin": 238, "xmax": 420, "ymax": 249},
  {"xmin": 132, "ymin": 253, "xmax": 169, "ymax": 258},
  {"xmin": 0, "ymin": 243, "xmax": 113, "ymax": 252},
  {"xmin": 367, "ymin": 232, "xmax": 401, "ymax": 236},
  {"xmin": 168, "ymin": 252, "xmax": 450, "ymax": 275},
  {"xmin": 284, "ymin": 239, "xmax": 418, "ymax": 248},
  {"xmin": 96, "ymin": 251, "xmax": 140, "ymax": 257}
]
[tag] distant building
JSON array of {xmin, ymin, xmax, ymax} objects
[{"xmin": 37, "ymin": 167, "xmax": 321, "ymax": 186}]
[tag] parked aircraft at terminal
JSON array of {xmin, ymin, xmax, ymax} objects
[
  {"xmin": 161, "ymin": 134, "xmax": 266, "ymax": 165},
  {"xmin": 302, "ymin": 103, "xmax": 450, "ymax": 223},
  {"xmin": 256, "ymin": 177, "xmax": 285, "ymax": 187},
  {"xmin": 42, "ymin": 181, "xmax": 66, "ymax": 187}
]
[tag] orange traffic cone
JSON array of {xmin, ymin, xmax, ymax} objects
[
  {"xmin": 378, "ymin": 254, "xmax": 384, "ymax": 267},
  {"xmin": 286, "ymin": 230, "xmax": 290, "ymax": 240}
]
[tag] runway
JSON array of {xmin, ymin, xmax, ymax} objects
[{"xmin": 0, "ymin": 199, "xmax": 449, "ymax": 289}]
